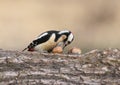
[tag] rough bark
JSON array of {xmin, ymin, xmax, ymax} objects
[{"xmin": 0, "ymin": 49, "xmax": 120, "ymax": 85}]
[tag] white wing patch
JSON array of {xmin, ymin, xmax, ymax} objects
[
  {"xmin": 35, "ymin": 33, "xmax": 56, "ymax": 51},
  {"xmin": 58, "ymin": 30, "xmax": 69, "ymax": 34},
  {"xmin": 37, "ymin": 32, "xmax": 48, "ymax": 39}
]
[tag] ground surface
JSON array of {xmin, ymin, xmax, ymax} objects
[{"xmin": 0, "ymin": 48, "xmax": 120, "ymax": 85}]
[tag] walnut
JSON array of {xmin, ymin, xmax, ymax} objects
[{"xmin": 68, "ymin": 47, "xmax": 81, "ymax": 54}]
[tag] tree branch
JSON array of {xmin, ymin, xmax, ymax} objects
[{"xmin": 0, "ymin": 49, "xmax": 119, "ymax": 85}]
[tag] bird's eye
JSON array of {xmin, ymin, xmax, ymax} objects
[
  {"xmin": 68, "ymin": 41, "xmax": 71, "ymax": 44},
  {"xmin": 65, "ymin": 41, "xmax": 71, "ymax": 46}
]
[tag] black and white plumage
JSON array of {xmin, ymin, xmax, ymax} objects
[{"xmin": 23, "ymin": 30, "xmax": 74, "ymax": 52}]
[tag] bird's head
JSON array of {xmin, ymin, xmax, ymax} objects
[{"xmin": 58, "ymin": 30, "xmax": 74, "ymax": 48}]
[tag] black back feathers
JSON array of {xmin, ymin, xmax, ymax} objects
[{"xmin": 22, "ymin": 30, "xmax": 73, "ymax": 52}]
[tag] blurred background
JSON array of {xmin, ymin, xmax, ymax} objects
[{"xmin": 0, "ymin": 0, "xmax": 120, "ymax": 52}]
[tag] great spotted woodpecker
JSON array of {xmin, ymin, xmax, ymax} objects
[{"xmin": 23, "ymin": 30, "xmax": 74, "ymax": 52}]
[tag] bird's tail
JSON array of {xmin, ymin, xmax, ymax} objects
[{"xmin": 22, "ymin": 47, "xmax": 28, "ymax": 52}]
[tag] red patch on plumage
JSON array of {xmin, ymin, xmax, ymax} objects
[{"xmin": 28, "ymin": 48, "xmax": 34, "ymax": 52}]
